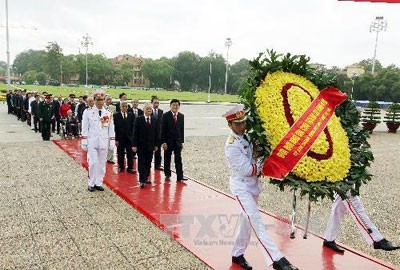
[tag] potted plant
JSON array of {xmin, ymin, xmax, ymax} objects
[
  {"xmin": 361, "ymin": 101, "xmax": 381, "ymax": 133},
  {"xmin": 383, "ymin": 103, "xmax": 400, "ymax": 133}
]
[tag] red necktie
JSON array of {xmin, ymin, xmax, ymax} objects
[
  {"xmin": 173, "ymin": 113, "xmax": 177, "ymax": 124},
  {"xmin": 146, "ymin": 117, "xmax": 150, "ymax": 125}
]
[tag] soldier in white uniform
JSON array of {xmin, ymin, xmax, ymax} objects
[
  {"xmin": 223, "ymin": 105, "xmax": 298, "ymax": 270},
  {"xmin": 323, "ymin": 192, "xmax": 399, "ymax": 253},
  {"xmin": 81, "ymin": 90, "xmax": 115, "ymax": 192}
]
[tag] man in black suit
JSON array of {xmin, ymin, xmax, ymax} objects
[
  {"xmin": 52, "ymin": 95, "xmax": 63, "ymax": 134},
  {"xmin": 6, "ymin": 90, "xmax": 13, "ymax": 114},
  {"xmin": 114, "ymin": 101, "xmax": 136, "ymax": 174},
  {"xmin": 151, "ymin": 96, "xmax": 163, "ymax": 170},
  {"xmin": 161, "ymin": 99, "xmax": 187, "ymax": 182},
  {"xmin": 128, "ymin": 98, "xmax": 143, "ymax": 117},
  {"xmin": 30, "ymin": 94, "xmax": 41, "ymax": 133},
  {"xmin": 116, "ymin": 92, "xmax": 130, "ymax": 112},
  {"xmin": 132, "ymin": 103, "xmax": 159, "ymax": 188}
]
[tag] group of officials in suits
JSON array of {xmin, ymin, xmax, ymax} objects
[{"xmin": 112, "ymin": 94, "xmax": 187, "ymax": 188}]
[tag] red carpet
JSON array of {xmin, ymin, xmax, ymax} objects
[{"xmin": 54, "ymin": 139, "xmax": 397, "ymax": 270}]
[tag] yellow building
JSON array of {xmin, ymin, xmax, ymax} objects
[{"xmin": 111, "ymin": 54, "xmax": 150, "ymax": 87}]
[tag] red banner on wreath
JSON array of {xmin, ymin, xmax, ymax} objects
[{"xmin": 262, "ymin": 87, "xmax": 347, "ymax": 180}]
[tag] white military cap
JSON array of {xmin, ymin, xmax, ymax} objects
[
  {"xmin": 222, "ymin": 104, "xmax": 247, "ymax": 122},
  {"xmin": 92, "ymin": 89, "xmax": 106, "ymax": 99}
]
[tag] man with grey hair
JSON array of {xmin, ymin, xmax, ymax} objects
[{"xmin": 132, "ymin": 102, "xmax": 159, "ymax": 188}]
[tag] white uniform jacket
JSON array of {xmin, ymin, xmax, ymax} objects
[
  {"xmin": 81, "ymin": 107, "xmax": 115, "ymax": 149},
  {"xmin": 225, "ymin": 132, "xmax": 261, "ymax": 196}
]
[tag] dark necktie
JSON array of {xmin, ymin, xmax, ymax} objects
[
  {"xmin": 146, "ymin": 117, "xmax": 150, "ymax": 125},
  {"xmin": 154, "ymin": 109, "xmax": 157, "ymax": 117},
  {"xmin": 98, "ymin": 110, "xmax": 102, "ymax": 117},
  {"xmin": 173, "ymin": 113, "xmax": 177, "ymax": 124},
  {"xmin": 123, "ymin": 113, "xmax": 126, "ymax": 119}
]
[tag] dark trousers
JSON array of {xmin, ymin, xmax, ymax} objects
[
  {"xmin": 117, "ymin": 139, "xmax": 134, "ymax": 170},
  {"xmin": 41, "ymin": 121, "xmax": 51, "ymax": 141},
  {"xmin": 164, "ymin": 144, "xmax": 183, "ymax": 180},
  {"xmin": 33, "ymin": 116, "xmax": 41, "ymax": 132},
  {"xmin": 7, "ymin": 103, "xmax": 12, "ymax": 114},
  {"xmin": 138, "ymin": 149, "xmax": 153, "ymax": 183},
  {"xmin": 52, "ymin": 118, "xmax": 61, "ymax": 133},
  {"xmin": 66, "ymin": 124, "xmax": 78, "ymax": 136},
  {"xmin": 26, "ymin": 112, "xmax": 31, "ymax": 126},
  {"xmin": 153, "ymin": 145, "xmax": 162, "ymax": 168}
]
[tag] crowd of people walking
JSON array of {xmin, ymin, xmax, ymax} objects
[{"xmin": 6, "ymin": 88, "xmax": 187, "ymax": 190}]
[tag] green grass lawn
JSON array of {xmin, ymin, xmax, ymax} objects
[{"xmin": 0, "ymin": 83, "xmax": 239, "ymax": 103}]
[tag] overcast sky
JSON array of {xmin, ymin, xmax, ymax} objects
[{"xmin": 1, "ymin": 0, "xmax": 399, "ymax": 69}]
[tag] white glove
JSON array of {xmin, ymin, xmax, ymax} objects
[
  {"xmin": 109, "ymin": 140, "xmax": 115, "ymax": 150},
  {"xmin": 81, "ymin": 139, "xmax": 88, "ymax": 151}
]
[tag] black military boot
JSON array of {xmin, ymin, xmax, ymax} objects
[
  {"xmin": 323, "ymin": 240, "xmax": 345, "ymax": 253},
  {"xmin": 232, "ymin": 254, "xmax": 252, "ymax": 270},
  {"xmin": 373, "ymin": 239, "xmax": 400, "ymax": 251},
  {"xmin": 272, "ymin": 257, "xmax": 299, "ymax": 270}
]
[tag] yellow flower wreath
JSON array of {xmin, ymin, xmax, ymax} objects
[{"xmin": 255, "ymin": 71, "xmax": 351, "ymax": 182}]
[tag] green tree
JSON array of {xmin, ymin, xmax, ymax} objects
[
  {"xmin": 194, "ymin": 53, "xmax": 226, "ymax": 93},
  {"xmin": 230, "ymin": 58, "xmax": 250, "ymax": 95},
  {"xmin": 46, "ymin": 42, "xmax": 63, "ymax": 80},
  {"xmin": 174, "ymin": 51, "xmax": 200, "ymax": 91},
  {"xmin": 13, "ymin": 50, "xmax": 47, "ymax": 75},
  {"xmin": 0, "ymin": 61, "xmax": 6, "ymax": 75},
  {"xmin": 142, "ymin": 59, "xmax": 174, "ymax": 88},
  {"xmin": 22, "ymin": 70, "xmax": 38, "ymax": 84},
  {"xmin": 76, "ymin": 54, "xmax": 113, "ymax": 85},
  {"xmin": 358, "ymin": 58, "xmax": 383, "ymax": 74},
  {"xmin": 61, "ymin": 55, "xmax": 80, "ymax": 84},
  {"xmin": 36, "ymin": 72, "xmax": 48, "ymax": 85}
]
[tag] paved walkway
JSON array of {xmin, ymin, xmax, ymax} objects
[{"xmin": 0, "ymin": 104, "xmax": 209, "ymax": 269}]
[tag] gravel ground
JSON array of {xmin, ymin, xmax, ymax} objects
[
  {"xmin": 0, "ymin": 141, "xmax": 210, "ymax": 270},
  {"xmin": 183, "ymin": 133, "xmax": 400, "ymax": 269}
]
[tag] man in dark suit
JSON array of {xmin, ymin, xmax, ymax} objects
[
  {"xmin": 132, "ymin": 103, "xmax": 159, "ymax": 188},
  {"xmin": 39, "ymin": 94, "xmax": 55, "ymax": 141},
  {"xmin": 161, "ymin": 99, "xmax": 187, "ymax": 182},
  {"xmin": 52, "ymin": 95, "xmax": 62, "ymax": 134},
  {"xmin": 114, "ymin": 101, "xmax": 136, "ymax": 174},
  {"xmin": 6, "ymin": 90, "xmax": 13, "ymax": 114},
  {"xmin": 116, "ymin": 92, "xmax": 130, "ymax": 112},
  {"xmin": 151, "ymin": 96, "xmax": 163, "ymax": 170},
  {"xmin": 128, "ymin": 98, "xmax": 143, "ymax": 117},
  {"xmin": 30, "ymin": 94, "xmax": 41, "ymax": 133}
]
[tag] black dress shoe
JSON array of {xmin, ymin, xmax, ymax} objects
[
  {"xmin": 373, "ymin": 239, "xmax": 400, "ymax": 251},
  {"xmin": 165, "ymin": 176, "xmax": 171, "ymax": 181},
  {"xmin": 272, "ymin": 257, "xmax": 298, "ymax": 270},
  {"xmin": 88, "ymin": 186, "xmax": 95, "ymax": 192},
  {"xmin": 107, "ymin": 160, "xmax": 115, "ymax": 164},
  {"xmin": 145, "ymin": 180, "xmax": 152, "ymax": 184},
  {"xmin": 118, "ymin": 168, "xmax": 125, "ymax": 173},
  {"xmin": 94, "ymin": 185, "xmax": 105, "ymax": 191},
  {"xmin": 323, "ymin": 240, "xmax": 345, "ymax": 253},
  {"xmin": 155, "ymin": 166, "xmax": 164, "ymax": 171},
  {"xmin": 232, "ymin": 255, "xmax": 252, "ymax": 270},
  {"xmin": 177, "ymin": 177, "xmax": 188, "ymax": 182},
  {"xmin": 140, "ymin": 183, "xmax": 145, "ymax": 188},
  {"xmin": 127, "ymin": 168, "xmax": 136, "ymax": 174}
]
